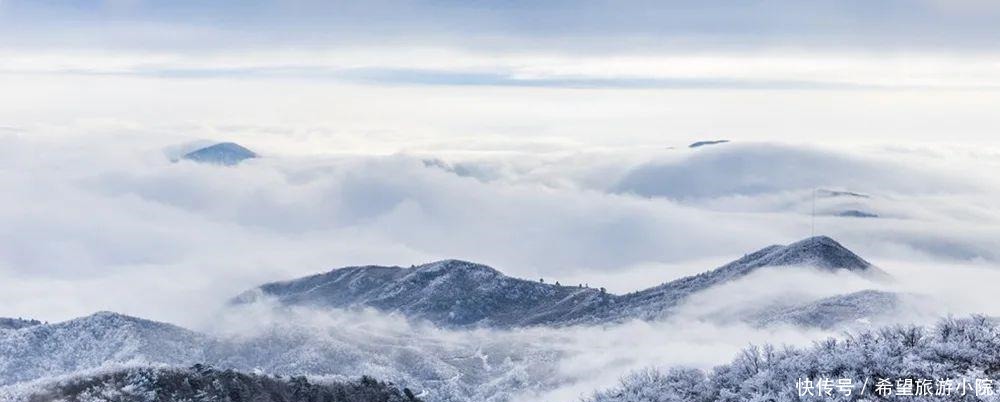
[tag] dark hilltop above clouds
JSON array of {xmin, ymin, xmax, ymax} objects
[
  {"xmin": 689, "ymin": 139, "xmax": 730, "ymax": 148},
  {"xmin": 180, "ymin": 142, "xmax": 258, "ymax": 166},
  {"xmin": 237, "ymin": 235, "xmax": 890, "ymax": 328}
]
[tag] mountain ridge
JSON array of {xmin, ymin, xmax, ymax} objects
[
  {"xmin": 238, "ymin": 259, "xmax": 611, "ymax": 328},
  {"xmin": 239, "ymin": 236, "xmax": 882, "ymax": 328}
]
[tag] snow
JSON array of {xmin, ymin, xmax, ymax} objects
[{"xmin": 586, "ymin": 316, "xmax": 1000, "ymax": 402}]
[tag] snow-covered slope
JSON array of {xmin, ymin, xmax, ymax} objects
[
  {"xmin": 181, "ymin": 142, "xmax": 257, "ymax": 165},
  {"xmin": 0, "ymin": 312, "xmax": 208, "ymax": 386},
  {"xmin": 0, "ymin": 310, "xmax": 557, "ymax": 401},
  {"xmin": 751, "ymin": 290, "xmax": 900, "ymax": 329},
  {"xmin": 566, "ymin": 235, "xmax": 879, "ymax": 324},
  {"xmin": 238, "ymin": 259, "xmax": 612, "ymax": 328},
  {"xmin": 240, "ymin": 236, "xmax": 882, "ymax": 328}
]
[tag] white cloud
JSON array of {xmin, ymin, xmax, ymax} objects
[
  {"xmin": 3, "ymin": 133, "xmax": 1000, "ymax": 328},
  {"xmin": 5, "ymin": 133, "xmax": 1000, "ymax": 401}
]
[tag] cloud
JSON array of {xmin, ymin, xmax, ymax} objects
[
  {"xmin": 197, "ymin": 302, "xmax": 835, "ymax": 401},
  {"xmin": 3, "ymin": 133, "xmax": 1000, "ymax": 330},
  {"xmin": 5, "ymin": 1, "xmax": 1000, "ymax": 53},
  {"xmin": 613, "ymin": 142, "xmax": 969, "ymax": 199},
  {"xmin": 7, "ymin": 50, "xmax": 1000, "ymax": 91},
  {"xmin": 5, "ymin": 134, "xmax": 1000, "ymax": 400}
]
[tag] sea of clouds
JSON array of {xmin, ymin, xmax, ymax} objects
[
  {"xmin": 5, "ymin": 132, "xmax": 1000, "ymax": 399},
  {"xmin": 3, "ymin": 133, "xmax": 1000, "ymax": 325}
]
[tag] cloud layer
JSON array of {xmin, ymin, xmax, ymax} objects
[{"xmin": 3, "ymin": 134, "xmax": 1000, "ymax": 328}]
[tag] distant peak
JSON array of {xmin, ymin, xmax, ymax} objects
[
  {"xmin": 689, "ymin": 139, "xmax": 730, "ymax": 148},
  {"xmin": 791, "ymin": 235, "xmax": 838, "ymax": 246},
  {"xmin": 182, "ymin": 142, "xmax": 258, "ymax": 166},
  {"xmin": 816, "ymin": 189, "xmax": 870, "ymax": 199},
  {"xmin": 837, "ymin": 210, "xmax": 879, "ymax": 218}
]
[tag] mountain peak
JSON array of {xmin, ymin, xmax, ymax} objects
[
  {"xmin": 410, "ymin": 259, "xmax": 501, "ymax": 277},
  {"xmin": 772, "ymin": 235, "xmax": 872, "ymax": 270},
  {"xmin": 182, "ymin": 142, "xmax": 258, "ymax": 166},
  {"xmin": 87, "ymin": 310, "xmax": 140, "ymax": 321},
  {"xmin": 58, "ymin": 311, "xmax": 197, "ymax": 335}
]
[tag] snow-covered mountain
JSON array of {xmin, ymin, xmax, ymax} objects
[
  {"xmin": 236, "ymin": 259, "xmax": 612, "ymax": 328},
  {"xmin": 239, "ymin": 236, "xmax": 886, "ymax": 328},
  {"xmin": 567, "ymin": 235, "xmax": 881, "ymax": 325},
  {"xmin": 2, "ymin": 364, "xmax": 422, "ymax": 402},
  {"xmin": 751, "ymin": 290, "xmax": 900, "ymax": 329},
  {"xmin": 0, "ymin": 310, "xmax": 554, "ymax": 401},
  {"xmin": 181, "ymin": 142, "xmax": 258, "ymax": 165},
  {"xmin": 0, "ymin": 237, "xmax": 903, "ymax": 401},
  {"xmin": 0, "ymin": 312, "xmax": 207, "ymax": 386}
]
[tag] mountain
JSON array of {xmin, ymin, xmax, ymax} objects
[
  {"xmin": 836, "ymin": 209, "xmax": 879, "ymax": 218},
  {"xmin": 0, "ymin": 310, "xmax": 544, "ymax": 401},
  {"xmin": 181, "ymin": 142, "xmax": 258, "ymax": 165},
  {"xmin": 689, "ymin": 139, "xmax": 729, "ymax": 148},
  {"xmin": 0, "ymin": 311, "xmax": 208, "ymax": 386},
  {"xmin": 0, "ymin": 237, "xmax": 895, "ymax": 401},
  {"xmin": 237, "ymin": 259, "xmax": 612, "ymax": 328},
  {"xmin": 816, "ymin": 188, "xmax": 870, "ymax": 199},
  {"xmin": 239, "ymin": 236, "xmax": 881, "ymax": 328},
  {"xmin": 751, "ymin": 290, "xmax": 899, "ymax": 329},
  {"xmin": 570, "ymin": 235, "xmax": 878, "ymax": 324},
  {"xmin": 0, "ymin": 318, "xmax": 41, "ymax": 330},
  {"xmin": 3, "ymin": 364, "xmax": 422, "ymax": 402}
]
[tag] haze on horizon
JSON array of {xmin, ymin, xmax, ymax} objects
[{"xmin": 2, "ymin": 0, "xmax": 1000, "ymax": 156}]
